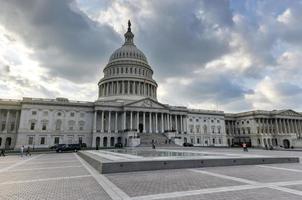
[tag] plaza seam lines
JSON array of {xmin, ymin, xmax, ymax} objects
[
  {"xmin": 0, "ymin": 154, "xmax": 44, "ymax": 173},
  {"xmin": 8, "ymin": 165, "xmax": 83, "ymax": 172},
  {"xmin": 74, "ymin": 153, "xmax": 131, "ymax": 200},
  {"xmin": 0, "ymin": 175, "xmax": 92, "ymax": 185},
  {"xmin": 189, "ymin": 169, "xmax": 302, "ymax": 198},
  {"xmin": 256, "ymin": 165, "xmax": 302, "ymax": 173}
]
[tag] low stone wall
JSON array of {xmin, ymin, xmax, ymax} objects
[{"xmin": 77, "ymin": 151, "xmax": 299, "ymax": 174}]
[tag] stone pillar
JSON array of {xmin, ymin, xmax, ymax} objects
[
  {"xmin": 138, "ymin": 82, "xmax": 141, "ymax": 95},
  {"xmin": 161, "ymin": 113, "xmax": 164, "ymax": 133},
  {"xmin": 136, "ymin": 112, "xmax": 139, "ymax": 132},
  {"xmin": 180, "ymin": 115, "xmax": 183, "ymax": 134},
  {"xmin": 122, "ymin": 81, "xmax": 125, "ymax": 95},
  {"xmin": 93, "ymin": 111, "xmax": 97, "ymax": 132},
  {"xmin": 5, "ymin": 110, "xmax": 10, "ymax": 133},
  {"xmin": 143, "ymin": 112, "xmax": 146, "ymax": 133},
  {"xmin": 123, "ymin": 111, "xmax": 126, "ymax": 130},
  {"xmin": 149, "ymin": 112, "xmax": 152, "ymax": 133},
  {"xmin": 115, "ymin": 112, "xmax": 118, "ymax": 133},
  {"xmin": 108, "ymin": 111, "xmax": 111, "ymax": 133},
  {"xmin": 130, "ymin": 111, "xmax": 133, "ymax": 130},
  {"xmin": 101, "ymin": 111, "xmax": 104, "ymax": 132},
  {"xmin": 170, "ymin": 114, "xmax": 172, "ymax": 130},
  {"xmin": 127, "ymin": 81, "xmax": 130, "ymax": 94},
  {"xmin": 155, "ymin": 113, "xmax": 158, "ymax": 133},
  {"xmin": 15, "ymin": 110, "xmax": 20, "ymax": 132},
  {"xmin": 175, "ymin": 115, "xmax": 178, "ymax": 133},
  {"xmin": 167, "ymin": 114, "xmax": 170, "ymax": 130},
  {"xmin": 275, "ymin": 118, "xmax": 279, "ymax": 134}
]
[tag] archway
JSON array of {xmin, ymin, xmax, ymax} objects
[
  {"xmin": 139, "ymin": 123, "xmax": 143, "ymax": 133},
  {"xmin": 5, "ymin": 137, "xmax": 11, "ymax": 149},
  {"xmin": 117, "ymin": 137, "xmax": 122, "ymax": 143},
  {"xmin": 0, "ymin": 137, "xmax": 2, "ymax": 147},
  {"xmin": 103, "ymin": 137, "xmax": 108, "ymax": 147},
  {"xmin": 110, "ymin": 137, "xmax": 115, "ymax": 147},
  {"xmin": 227, "ymin": 138, "xmax": 230, "ymax": 146},
  {"xmin": 283, "ymin": 139, "xmax": 290, "ymax": 149},
  {"xmin": 96, "ymin": 137, "xmax": 100, "ymax": 147}
]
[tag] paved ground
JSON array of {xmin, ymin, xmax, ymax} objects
[{"xmin": 1, "ymin": 148, "xmax": 302, "ymax": 200}]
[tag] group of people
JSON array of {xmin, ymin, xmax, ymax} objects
[
  {"xmin": 20, "ymin": 145, "xmax": 31, "ymax": 157},
  {"xmin": 0, "ymin": 145, "xmax": 32, "ymax": 157}
]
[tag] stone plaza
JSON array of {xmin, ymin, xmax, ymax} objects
[{"xmin": 1, "ymin": 147, "xmax": 302, "ymax": 200}]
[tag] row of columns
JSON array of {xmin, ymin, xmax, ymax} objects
[
  {"xmin": 99, "ymin": 80, "xmax": 157, "ymax": 99},
  {"xmin": 0, "ymin": 109, "xmax": 19, "ymax": 133},
  {"xmin": 93, "ymin": 110, "xmax": 187, "ymax": 134},
  {"xmin": 256, "ymin": 118, "xmax": 302, "ymax": 136}
]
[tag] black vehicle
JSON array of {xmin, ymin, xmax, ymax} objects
[
  {"xmin": 56, "ymin": 144, "xmax": 81, "ymax": 153},
  {"xmin": 80, "ymin": 143, "xmax": 87, "ymax": 148},
  {"xmin": 114, "ymin": 143, "xmax": 123, "ymax": 148},
  {"xmin": 50, "ymin": 144, "xmax": 59, "ymax": 150},
  {"xmin": 183, "ymin": 142, "xmax": 193, "ymax": 147}
]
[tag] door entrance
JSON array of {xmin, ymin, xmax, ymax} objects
[
  {"xmin": 283, "ymin": 139, "xmax": 290, "ymax": 149},
  {"xmin": 139, "ymin": 123, "xmax": 143, "ymax": 133}
]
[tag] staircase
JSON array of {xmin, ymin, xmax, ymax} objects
[{"xmin": 138, "ymin": 133, "xmax": 178, "ymax": 147}]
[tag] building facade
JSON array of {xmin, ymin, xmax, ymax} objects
[{"xmin": 0, "ymin": 21, "xmax": 301, "ymax": 149}]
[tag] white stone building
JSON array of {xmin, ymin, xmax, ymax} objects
[{"xmin": 0, "ymin": 21, "xmax": 301, "ymax": 149}]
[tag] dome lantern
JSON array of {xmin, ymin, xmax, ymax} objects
[{"xmin": 124, "ymin": 20, "xmax": 134, "ymax": 45}]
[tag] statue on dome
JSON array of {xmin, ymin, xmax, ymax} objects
[{"xmin": 128, "ymin": 20, "xmax": 131, "ymax": 31}]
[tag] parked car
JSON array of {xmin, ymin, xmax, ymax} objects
[
  {"xmin": 183, "ymin": 142, "xmax": 193, "ymax": 147},
  {"xmin": 56, "ymin": 144, "xmax": 81, "ymax": 153},
  {"xmin": 50, "ymin": 144, "xmax": 59, "ymax": 150},
  {"xmin": 114, "ymin": 143, "xmax": 123, "ymax": 148},
  {"xmin": 80, "ymin": 143, "xmax": 87, "ymax": 148}
]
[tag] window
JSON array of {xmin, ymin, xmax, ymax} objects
[
  {"xmin": 79, "ymin": 121, "xmax": 85, "ymax": 130},
  {"xmin": 197, "ymin": 138, "xmax": 200, "ymax": 144},
  {"xmin": 57, "ymin": 112, "xmax": 62, "ymax": 116},
  {"xmin": 218, "ymin": 127, "xmax": 221, "ymax": 134},
  {"xmin": 1, "ymin": 123, "xmax": 5, "ymax": 131},
  {"xmin": 212, "ymin": 138, "xmax": 215, "ymax": 144},
  {"xmin": 196, "ymin": 125, "xmax": 200, "ymax": 133},
  {"xmin": 54, "ymin": 137, "xmax": 60, "ymax": 145},
  {"xmin": 40, "ymin": 137, "xmax": 45, "ymax": 145},
  {"xmin": 219, "ymin": 138, "xmax": 222, "ymax": 144},
  {"xmin": 30, "ymin": 123, "xmax": 35, "ymax": 130},
  {"xmin": 28, "ymin": 136, "xmax": 34, "ymax": 145},
  {"xmin": 217, "ymin": 120, "xmax": 220, "ymax": 123},
  {"xmin": 80, "ymin": 113, "xmax": 85, "ymax": 118},
  {"xmin": 196, "ymin": 119, "xmax": 199, "ymax": 122},
  {"xmin": 211, "ymin": 126, "xmax": 215, "ymax": 134},
  {"xmin": 211, "ymin": 120, "xmax": 214, "ymax": 123},
  {"xmin": 79, "ymin": 137, "xmax": 83, "ymax": 144},
  {"xmin": 189, "ymin": 118, "xmax": 193, "ymax": 122},
  {"xmin": 10, "ymin": 123, "xmax": 14, "ymax": 131},
  {"xmin": 43, "ymin": 111, "xmax": 48, "ymax": 116},
  {"xmin": 55, "ymin": 120, "xmax": 62, "ymax": 131},
  {"xmin": 204, "ymin": 119, "xmax": 206, "ymax": 122},
  {"xmin": 42, "ymin": 124, "xmax": 47, "ymax": 131},
  {"xmin": 32, "ymin": 111, "xmax": 37, "ymax": 115},
  {"xmin": 70, "ymin": 112, "xmax": 75, "ymax": 117},
  {"xmin": 190, "ymin": 138, "xmax": 194, "ymax": 144},
  {"xmin": 189, "ymin": 125, "xmax": 194, "ymax": 133}
]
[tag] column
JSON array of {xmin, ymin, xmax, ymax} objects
[
  {"xmin": 149, "ymin": 112, "xmax": 152, "ymax": 133},
  {"xmin": 143, "ymin": 112, "xmax": 146, "ymax": 133},
  {"xmin": 127, "ymin": 81, "xmax": 130, "ymax": 94},
  {"xmin": 136, "ymin": 112, "xmax": 140, "ymax": 132},
  {"xmin": 161, "ymin": 113, "xmax": 164, "ymax": 133},
  {"xmin": 101, "ymin": 111, "xmax": 104, "ymax": 132},
  {"xmin": 175, "ymin": 115, "xmax": 178, "ymax": 133},
  {"xmin": 115, "ymin": 112, "xmax": 118, "ymax": 133},
  {"xmin": 123, "ymin": 111, "xmax": 126, "ymax": 130},
  {"xmin": 138, "ymin": 82, "xmax": 141, "ymax": 95},
  {"xmin": 180, "ymin": 115, "xmax": 183, "ymax": 134},
  {"xmin": 15, "ymin": 110, "xmax": 19, "ymax": 132},
  {"xmin": 122, "ymin": 81, "xmax": 125, "ymax": 94},
  {"xmin": 155, "ymin": 113, "xmax": 158, "ymax": 133},
  {"xmin": 93, "ymin": 111, "xmax": 97, "ymax": 132},
  {"xmin": 117, "ymin": 81, "xmax": 120, "ymax": 95},
  {"xmin": 130, "ymin": 111, "xmax": 133, "ymax": 130},
  {"xmin": 108, "ymin": 111, "xmax": 111, "ymax": 133},
  {"xmin": 170, "ymin": 114, "xmax": 172, "ymax": 130},
  {"xmin": 167, "ymin": 114, "xmax": 170, "ymax": 130},
  {"xmin": 275, "ymin": 118, "xmax": 279, "ymax": 134},
  {"xmin": 5, "ymin": 110, "xmax": 10, "ymax": 133},
  {"xmin": 286, "ymin": 119, "xmax": 290, "ymax": 133}
]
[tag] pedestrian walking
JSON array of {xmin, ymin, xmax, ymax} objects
[
  {"xmin": 0, "ymin": 149, "xmax": 5, "ymax": 157},
  {"xmin": 20, "ymin": 145, "xmax": 24, "ymax": 157},
  {"xmin": 242, "ymin": 143, "xmax": 248, "ymax": 152},
  {"xmin": 26, "ymin": 146, "xmax": 31, "ymax": 156}
]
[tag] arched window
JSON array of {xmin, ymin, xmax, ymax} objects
[{"xmin": 55, "ymin": 119, "xmax": 62, "ymax": 131}]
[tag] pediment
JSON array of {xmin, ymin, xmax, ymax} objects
[
  {"xmin": 125, "ymin": 98, "xmax": 167, "ymax": 109},
  {"xmin": 277, "ymin": 110, "xmax": 302, "ymax": 117}
]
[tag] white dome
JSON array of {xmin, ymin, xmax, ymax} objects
[{"xmin": 109, "ymin": 44, "xmax": 148, "ymax": 64}]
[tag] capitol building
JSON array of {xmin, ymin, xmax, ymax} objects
[{"xmin": 1, "ymin": 21, "xmax": 302, "ymax": 150}]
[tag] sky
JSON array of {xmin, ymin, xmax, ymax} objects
[{"xmin": 0, "ymin": 0, "xmax": 302, "ymax": 112}]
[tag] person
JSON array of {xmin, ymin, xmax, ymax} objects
[
  {"xmin": 242, "ymin": 143, "xmax": 248, "ymax": 152},
  {"xmin": 20, "ymin": 145, "xmax": 24, "ymax": 157},
  {"xmin": 26, "ymin": 146, "xmax": 31, "ymax": 156},
  {"xmin": 0, "ymin": 149, "xmax": 5, "ymax": 157},
  {"xmin": 152, "ymin": 141, "xmax": 156, "ymax": 149}
]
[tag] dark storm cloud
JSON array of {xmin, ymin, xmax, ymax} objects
[
  {"xmin": 0, "ymin": 0, "xmax": 120, "ymax": 82},
  {"xmin": 133, "ymin": 0, "xmax": 234, "ymax": 79}
]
